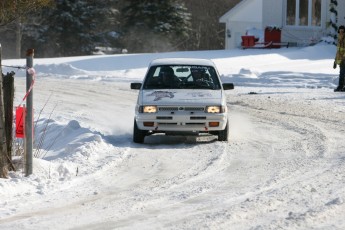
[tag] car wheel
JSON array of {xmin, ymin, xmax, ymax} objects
[
  {"xmin": 217, "ymin": 121, "xmax": 229, "ymax": 141},
  {"xmin": 133, "ymin": 120, "xmax": 147, "ymax": 143}
]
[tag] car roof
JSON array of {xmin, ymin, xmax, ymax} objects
[{"xmin": 149, "ymin": 58, "xmax": 216, "ymax": 67}]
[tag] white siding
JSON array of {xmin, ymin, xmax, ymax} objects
[
  {"xmin": 263, "ymin": 0, "xmax": 283, "ymax": 27},
  {"xmin": 222, "ymin": 0, "xmax": 264, "ymax": 49},
  {"xmin": 281, "ymin": 0, "xmax": 329, "ymax": 46},
  {"xmin": 220, "ymin": 0, "xmax": 334, "ymax": 49},
  {"xmin": 281, "ymin": 27, "xmax": 324, "ymax": 45},
  {"xmin": 231, "ymin": 21, "xmax": 263, "ymax": 48},
  {"xmin": 338, "ymin": 0, "xmax": 345, "ymax": 26},
  {"xmin": 229, "ymin": 0, "xmax": 263, "ymax": 22}
]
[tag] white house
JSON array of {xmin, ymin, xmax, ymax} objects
[{"xmin": 219, "ymin": 0, "xmax": 345, "ymax": 49}]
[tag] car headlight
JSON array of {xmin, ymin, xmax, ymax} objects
[
  {"xmin": 140, "ymin": 105, "xmax": 157, "ymax": 113},
  {"xmin": 206, "ymin": 106, "xmax": 225, "ymax": 113}
]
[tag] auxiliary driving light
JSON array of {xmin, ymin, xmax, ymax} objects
[
  {"xmin": 143, "ymin": 122, "xmax": 154, "ymax": 127},
  {"xmin": 209, "ymin": 122, "xmax": 220, "ymax": 127}
]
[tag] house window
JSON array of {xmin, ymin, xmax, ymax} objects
[
  {"xmin": 299, "ymin": 0, "xmax": 308, "ymax": 26},
  {"xmin": 286, "ymin": 0, "xmax": 296, "ymax": 25},
  {"xmin": 285, "ymin": 0, "xmax": 321, "ymax": 27},
  {"xmin": 312, "ymin": 0, "xmax": 321, "ymax": 26}
]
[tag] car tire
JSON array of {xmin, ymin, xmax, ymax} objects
[
  {"xmin": 133, "ymin": 120, "xmax": 147, "ymax": 143},
  {"xmin": 217, "ymin": 121, "xmax": 229, "ymax": 141}
]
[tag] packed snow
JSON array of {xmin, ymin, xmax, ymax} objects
[{"xmin": 0, "ymin": 43, "xmax": 344, "ymax": 229}]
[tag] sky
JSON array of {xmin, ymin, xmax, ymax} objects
[{"xmin": 0, "ymin": 43, "xmax": 344, "ymax": 229}]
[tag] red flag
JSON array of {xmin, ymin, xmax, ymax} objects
[{"xmin": 16, "ymin": 106, "xmax": 26, "ymax": 138}]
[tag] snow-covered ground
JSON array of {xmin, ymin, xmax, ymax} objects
[{"xmin": 0, "ymin": 43, "xmax": 345, "ymax": 229}]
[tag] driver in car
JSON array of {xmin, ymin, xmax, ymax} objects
[
  {"xmin": 190, "ymin": 67, "xmax": 215, "ymax": 89},
  {"xmin": 160, "ymin": 66, "xmax": 180, "ymax": 87},
  {"xmin": 191, "ymin": 68, "xmax": 205, "ymax": 82}
]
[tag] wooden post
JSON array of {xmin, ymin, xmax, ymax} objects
[
  {"xmin": 25, "ymin": 49, "xmax": 34, "ymax": 176},
  {"xmin": 3, "ymin": 72, "xmax": 15, "ymax": 171},
  {"xmin": 0, "ymin": 44, "xmax": 9, "ymax": 178}
]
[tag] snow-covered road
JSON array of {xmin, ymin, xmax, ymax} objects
[{"xmin": 1, "ymin": 76, "xmax": 344, "ymax": 229}]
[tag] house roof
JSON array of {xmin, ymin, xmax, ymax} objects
[{"xmin": 219, "ymin": 0, "xmax": 251, "ymax": 23}]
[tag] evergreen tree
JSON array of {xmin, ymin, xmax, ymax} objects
[
  {"xmin": 328, "ymin": 0, "xmax": 338, "ymax": 44},
  {"xmin": 24, "ymin": 0, "xmax": 120, "ymax": 57},
  {"xmin": 121, "ymin": 0, "xmax": 191, "ymax": 52}
]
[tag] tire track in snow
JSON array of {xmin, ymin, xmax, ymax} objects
[{"xmin": 206, "ymin": 89, "xmax": 345, "ymax": 229}]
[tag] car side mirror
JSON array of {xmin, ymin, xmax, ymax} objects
[
  {"xmin": 131, "ymin": 83, "xmax": 142, "ymax": 90},
  {"xmin": 222, "ymin": 83, "xmax": 234, "ymax": 90}
]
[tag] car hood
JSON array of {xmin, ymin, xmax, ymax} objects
[{"xmin": 140, "ymin": 89, "xmax": 223, "ymax": 106}]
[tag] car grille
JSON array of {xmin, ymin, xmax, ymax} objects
[
  {"xmin": 190, "ymin": 116, "xmax": 206, "ymax": 120},
  {"xmin": 156, "ymin": 116, "xmax": 173, "ymax": 120},
  {"xmin": 158, "ymin": 106, "xmax": 205, "ymax": 112},
  {"xmin": 156, "ymin": 116, "xmax": 206, "ymax": 120}
]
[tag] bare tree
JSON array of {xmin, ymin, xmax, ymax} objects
[
  {"xmin": 179, "ymin": 0, "xmax": 241, "ymax": 50},
  {"xmin": 0, "ymin": 0, "xmax": 53, "ymax": 58},
  {"xmin": 0, "ymin": 0, "xmax": 53, "ymax": 26}
]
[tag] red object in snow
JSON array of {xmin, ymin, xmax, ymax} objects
[
  {"xmin": 16, "ymin": 106, "xmax": 26, "ymax": 138},
  {"xmin": 265, "ymin": 27, "xmax": 281, "ymax": 48},
  {"xmin": 241, "ymin": 36, "xmax": 256, "ymax": 48}
]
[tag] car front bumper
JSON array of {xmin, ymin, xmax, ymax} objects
[{"xmin": 135, "ymin": 112, "xmax": 228, "ymax": 132}]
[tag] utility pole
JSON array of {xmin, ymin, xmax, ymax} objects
[
  {"xmin": 25, "ymin": 49, "xmax": 34, "ymax": 176},
  {"xmin": 0, "ymin": 44, "xmax": 8, "ymax": 178}
]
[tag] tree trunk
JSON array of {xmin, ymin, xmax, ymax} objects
[{"xmin": 15, "ymin": 17, "xmax": 22, "ymax": 58}]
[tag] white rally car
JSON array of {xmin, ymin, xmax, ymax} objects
[{"xmin": 130, "ymin": 58, "xmax": 234, "ymax": 143}]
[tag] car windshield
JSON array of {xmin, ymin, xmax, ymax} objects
[{"xmin": 142, "ymin": 65, "xmax": 221, "ymax": 90}]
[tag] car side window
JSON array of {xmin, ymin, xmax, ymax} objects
[{"xmin": 143, "ymin": 67, "xmax": 160, "ymax": 89}]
